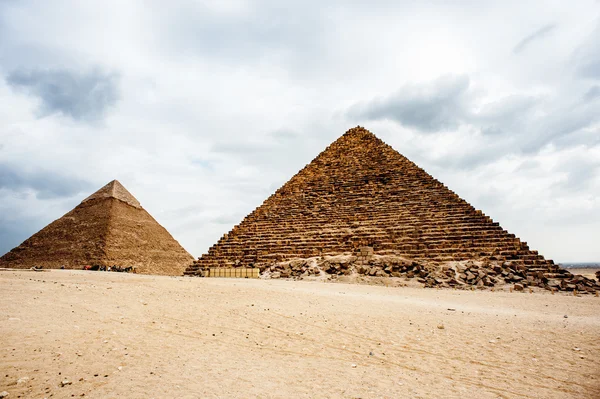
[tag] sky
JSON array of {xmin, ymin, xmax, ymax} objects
[{"xmin": 1, "ymin": 0, "xmax": 599, "ymax": 263}]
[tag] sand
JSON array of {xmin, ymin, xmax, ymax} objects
[{"xmin": 1, "ymin": 270, "xmax": 599, "ymax": 398}]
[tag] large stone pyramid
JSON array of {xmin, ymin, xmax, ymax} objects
[
  {"xmin": 0, "ymin": 180, "xmax": 194, "ymax": 275},
  {"xmin": 185, "ymin": 126, "xmax": 563, "ymax": 278}
]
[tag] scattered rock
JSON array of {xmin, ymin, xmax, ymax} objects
[
  {"xmin": 17, "ymin": 376, "xmax": 29, "ymax": 384},
  {"xmin": 437, "ymin": 324, "xmax": 445, "ymax": 330},
  {"xmin": 0, "ymin": 391, "xmax": 8, "ymax": 398},
  {"xmin": 513, "ymin": 284, "xmax": 524, "ymax": 291},
  {"xmin": 60, "ymin": 380, "xmax": 72, "ymax": 387},
  {"xmin": 239, "ymin": 254, "xmax": 600, "ymax": 294},
  {"xmin": 351, "ymin": 364, "xmax": 357, "ymax": 368}
]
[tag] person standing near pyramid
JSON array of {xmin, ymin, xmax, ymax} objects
[{"xmin": 0, "ymin": 180, "xmax": 194, "ymax": 276}]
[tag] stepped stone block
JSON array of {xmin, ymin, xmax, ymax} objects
[{"xmin": 185, "ymin": 127, "xmax": 564, "ymax": 280}]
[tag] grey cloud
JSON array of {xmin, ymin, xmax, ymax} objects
[
  {"xmin": 190, "ymin": 158, "xmax": 214, "ymax": 170},
  {"xmin": 513, "ymin": 24, "xmax": 556, "ymax": 54},
  {"xmin": 150, "ymin": 0, "xmax": 329, "ymax": 68},
  {"xmin": 431, "ymin": 141, "xmax": 516, "ymax": 171},
  {"xmin": 350, "ymin": 72, "xmax": 598, "ymax": 160},
  {"xmin": 0, "ymin": 163, "xmax": 92, "ymax": 199},
  {"xmin": 211, "ymin": 215, "xmax": 242, "ymax": 225},
  {"xmin": 579, "ymin": 60, "xmax": 600, "ymax": 79},
  {"xmin": 575, "ymin": 20, "xmax": 600, "ymax": 79},
  {"xmin": 347, "ymin": 75, "xmax": 471, "ymax": 132},
  {"xmin": 211, "ymin": 141, "xmax": 273, "ymax": 155},
  {"xmin": 552, "ymin": 158, "xmax": 599, "ymax": 192},
  {"xmin": 475, "ymin": 95, "xmax": 538, "ymax": 136},
  {"xmin": 584, "ymin": 86, "xmax": 600, "ymax": 101},
  {"xmin": 269, "ymin": 129, "xmax": 300, "ymax": 141},
  {"xmin": 0, "ymin": 217, "xmax": 40, "ymax": 256},
  {"xmin": 552, "ymin": 126, "xmax": 600, "ymax": 149},
  {"xmin": 517, "ymin": 159, "xmax": 541, "ymax": 171},
  {"xmin": 521, "ymin": 102, "xmax": 599, "ymax": 152},
  {"xmin": 6, "ymin": 68, "xmax": 119, "ymax": 122}
]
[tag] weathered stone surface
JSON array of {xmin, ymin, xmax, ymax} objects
[
  {"xmin": 0, "ymin": 180, "xmax": 193, "ymax": 276},
  {"xmin": 184, "ymin": 127, "xmax": 581, "ymax": 290}
]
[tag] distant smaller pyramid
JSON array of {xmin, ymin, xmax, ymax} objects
[{"xmin": 0, "ymin": 180, "xmax": 193, "ymax": 275}]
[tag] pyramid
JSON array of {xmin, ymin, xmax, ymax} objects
[
  {"xmin": 0, "ymin": 180, "xmax": 194, "ymax": 275},
  {"xmin": 185, "ymin": 126, "xmax": 563, "ymax": 278}
]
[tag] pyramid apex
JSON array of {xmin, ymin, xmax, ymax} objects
[
  {"xmin": 82, "ymin": 180, "xmax": 142, "ymax": 208},
  {"xmin": 339, "ymin": 126, "xmax": 379, "ymax": 140},
  {"xmin": 345, "ymin": 125, "xmax": 371, "ymax": 133}
]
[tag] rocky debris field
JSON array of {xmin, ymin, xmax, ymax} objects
[{"xmin": 258, "ymin": 255, "xmax": 600, "ymax": 294}]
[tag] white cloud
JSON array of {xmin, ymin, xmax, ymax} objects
[{"xmin": 1, "ymin": 0, "xmax": 599, "ymax": 262}]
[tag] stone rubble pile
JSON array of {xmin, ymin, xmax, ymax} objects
[{"xmin": 259, "ymin": 254, "xmax": 600, "ymax": 294}]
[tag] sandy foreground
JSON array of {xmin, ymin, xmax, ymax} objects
[{"xmin": 1, "ymin": 270, "xmax": 599, "ymax": 399}]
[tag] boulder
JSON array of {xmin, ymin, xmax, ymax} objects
[{"xmin": 513, "ymin": 284, "xmax": 524, "ymax": 291}]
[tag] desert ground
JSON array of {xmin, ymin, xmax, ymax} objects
[{"xmin": 1, "ymin": 270, "xmax": 599, "ymax": 399}]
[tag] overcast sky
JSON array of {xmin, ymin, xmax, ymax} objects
[{"xmin": 1, "ymin": 0, "xmax": 599, "ymax": 262}]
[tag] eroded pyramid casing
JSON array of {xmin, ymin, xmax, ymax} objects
[
  {"xmin": 185, "ymin": 126, "xmax": 559, "ymax": 277},
  {"xmin": 0, "ymin": 180, "xmax": 193, "ymax": 275}
]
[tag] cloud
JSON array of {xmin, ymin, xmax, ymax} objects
[
  {"xmin": 0, "ymin": 217, "xmax": 40, "ymax": 256},
  {"xmin": 575, "ymin": 20, "xmax": 600, "ymax": 79},
  {"xmin": 513, "ymin": 24, "xmax": 556, "ymax": 54},
  {"xmin": 5, "ymin": 68, "xmax": 119, "ymax": 122},
  {"xmin": 0, "ymin": 1, "xmax": 599, "ymax": 262},
  {"xmin": 583, "ymin": 85, "xmax": 600, "ymax": 101},
  {"xmin": 147, "ymin": 0, "xmax": 330, "ymax": 73},
  {"xmin": 0, "ymin": 162, "xmax": 92, "ymax": 199},
  {"xmin": 553, "ymin": 158, "xmax": 599, "ymax": 192},
  {"xmin": 474, "ymin": 95, "xmax": 539, "ymax": 136},
  {"xmin": 579, "ymin": 60, "xmax": 600, "ymax": 79},
  {"xmin": 347, "ymin": 75, "xmax": 471, "ymax": 133},
  {"xmin": 348, "ymin": 71, "xmax": 599, "ymax": 160}
]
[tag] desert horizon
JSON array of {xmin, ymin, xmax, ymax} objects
[{"xmin": 1, "ymin": 269, "xmax": 599, "ymax": 399}]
